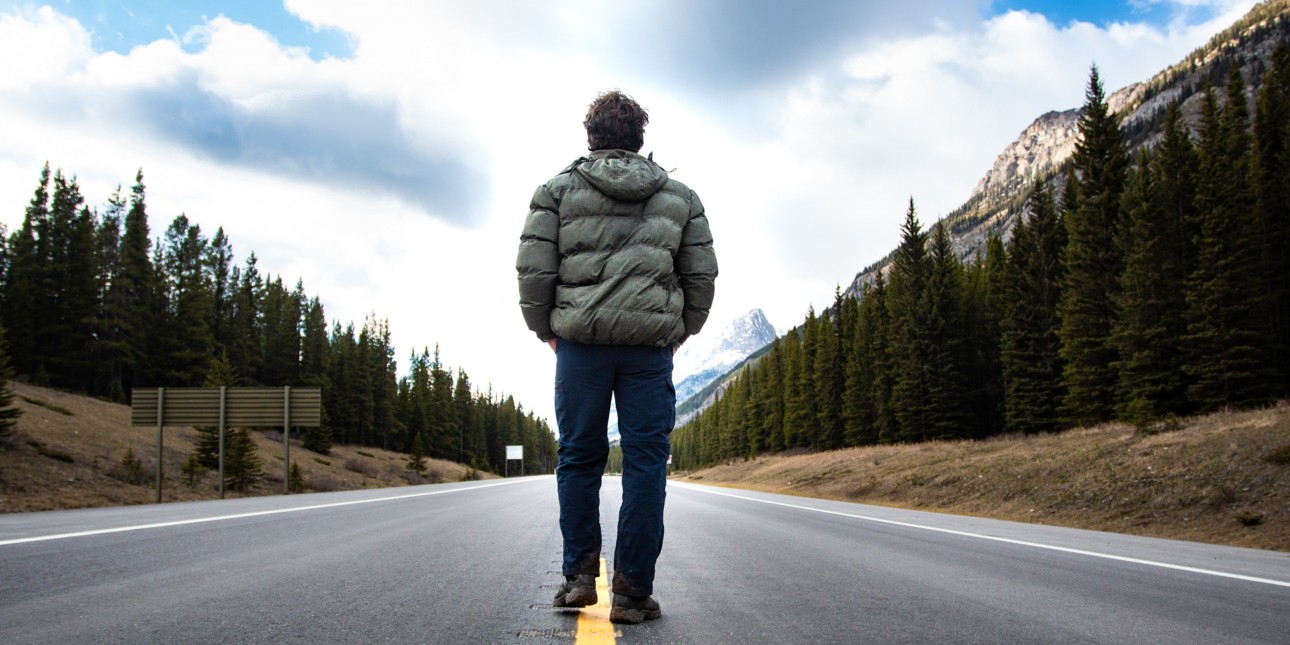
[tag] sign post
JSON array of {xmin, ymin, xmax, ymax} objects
[
  {"xmin": 131, "ymin": 387, "xmax": 321, "ymax": 502},
  {"xmin": 505, "ymin": 444, "xmax": 524, "ymax": 477}
]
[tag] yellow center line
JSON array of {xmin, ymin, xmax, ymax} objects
[{"xmin": 574, "ymin": 558, "xmax": 618, "ymax": 644}]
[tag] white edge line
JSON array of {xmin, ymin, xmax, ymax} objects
[
  {"xmin": 0, "ymin": 478, "xmax": 539, "ymax": 547},
  {"xmin": 672, "ymin": 482, "xmax": 1290, "ymax": 589}
]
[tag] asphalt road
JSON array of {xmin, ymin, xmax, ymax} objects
[{"xmin": 1, "ymin": 476, "xmax": 1288, "ymax": 644}]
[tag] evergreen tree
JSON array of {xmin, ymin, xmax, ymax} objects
[
  {"xmin": 1184, "ymin": 71, "xmax": 1278, "ymax": 410},
  {"xmin": 0, "ymin": 325, "xmax": 20, "ymax": 442},
  {"xmin": 889, "ymin": 199, "xmax": 934, "ymax": 442},
  {"xmin": 964, "ymin": 234, "xmax": 1006, "ymax": 438},
  {"xmin": 288, "ymin": 461, "xmax": 305, "ymax": 493},
  {"xmin": 42, "ymin": 172, "xmax": 98, "ymax": 389},
  {"xmin": 923, "ymin": 221, "xmax": 971, "ymax": 439},
  {"xmin": 1254, "ymin": 44, "xmax": 1290, "ymax": 392},
  {"xmin": 758, "ymin": 342, "xmax": 786, "ymax": 452},
  {"xmin": 194, "ymin": 352, "xmax": 237, "ymax": 469},
  {"xmin": 1001, "ymin": 183, "xmax": 1067, "ymax": 434},
  {"xmin": 4, "ymin": 164, "xmax": 50, "ymax": 376},
  {"xmin": 157, "ymin": 215, "xmax": 214, "ymax": 386},
  {"xmin": 103, "ymin": 170, "xmax": 156, "ymax": 398},
  {"xmin": 1113, "ymin": 147, "xmax": 1189, "ymax": 425},
  {"xmin": 93, "ymin": 188, "xmax": 126, "ymax": 399},
  {"xmin": 206, "ymin": 227, "xmax": 236, "ymax": 351},
  {"xmin": 779, "ymin": 326, "xmax": 806, "ymax": 448},
  {"xmin": 1059, "ymin": 65, "xmax": 1128, "ymax": 427},
  {"xmin": 406, "ymin": 433, "xmax": 428, "ymax": 475},
  {"xmin": 813, "ymin": 296, "xmax": 844, "ymax": 450},
  {"xmin": 223, "ymin": 427, "xmax": 263, "ymax": 492},
  {"xmin": 230, "ymin": 254, "xmax": 264, "ymax": 384}
]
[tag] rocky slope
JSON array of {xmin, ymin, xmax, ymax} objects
[{"xmin": 846, "ymin": 0, "xmax": 1290, "ymax": 297}]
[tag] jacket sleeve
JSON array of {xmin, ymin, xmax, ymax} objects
[
  {"xmin": 675, "ymin": 190, "xmax": 718, "ymax": 338},
  {"xmin": 517, "ymin": 182, "xmax": 561, "ymax": 341}
]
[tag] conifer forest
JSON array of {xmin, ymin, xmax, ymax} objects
[
  {"xmin": 0, "ymin": 168, "xmax": 556, "ymax": 476},
  {"xmin": 672, "ymin": 53, "xmax": 1290, "ymax": 470}
]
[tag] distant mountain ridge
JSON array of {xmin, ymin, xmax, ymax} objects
[
  {"xmin": 846, "ymin": 0, "xmax": 1290, "ymax": 297},
  {"xmin": 606, "ymin": 308, "xmax": 777, "ymax": 442},
  {"xmin": 674, "ymin": 308, "xmax": 778, "ymax": 405},
  {"xmin": 673, "ymin": 0, "xmax": 1290, "ymax": 427}
]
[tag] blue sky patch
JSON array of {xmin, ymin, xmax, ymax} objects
[
  {"xmin": 990, "ymin": 0, "xmax": 1216, "ymax": 28},
  {"xmin": 5, "ymin": 0, "xmax": 353, "ymax": 59}
]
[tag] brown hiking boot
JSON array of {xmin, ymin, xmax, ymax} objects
[
  {"xmin": 609, "ymin": 593, "xmax": 661, "ymax": 624},
  {"xmin": 553, "ymin": 574, "xmax": 597, "ymax": 608}
]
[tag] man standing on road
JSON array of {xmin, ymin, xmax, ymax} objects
[{"xmin": 516, "ymin": 90, "xmax": 717, "ymax": 625}]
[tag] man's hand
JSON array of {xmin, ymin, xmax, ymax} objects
[{"xmin": 548, "ymin": 338, "xmax": 558, "ymax": 353}]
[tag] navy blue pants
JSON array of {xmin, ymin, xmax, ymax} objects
[{"xmin": 554, "ymin": 339, "xmax": 675, "ymax": 597}]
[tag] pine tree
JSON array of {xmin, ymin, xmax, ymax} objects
[
  {"xmin": 964, "ymin": 234, "xmax": 1006, "ymax": 438},
  {"xmin": 4, "ymin": 164, "xmax": 50, "ymax": 376},
  {"xmin": 230, "ymin": 254, "xmax": 264, "ymax": 384},
  {"xmin": 206, "ymin": 227, "xmax": 236, "ymax": 352},
  {"xmin": 923, "ymin": 221, "xmax": 971, "ymax": 439},
  {"xmin": 93, "ymin": 188, "xmax": 126, "ymax": 399},
  {"xmin": 779, "ymin": 326, "xmax": 805, "ymax": 448},
  {"xmin": 288, "ymin": 461, "xmax": 305, "ymax": 493},
  {"xmin": 1059, "ymin": 65, "xmax": 1128, "ymax": 427},
  {"xmin": 813, "ymin": 295, "xmax": 844, "ymax": 450},
  {"xmin": 1001, "ymin": 183, "xmax": 1067, "ymax": 434},
  {"xmin": 1185, "ymin": 71, "xmax": 1278, "ymax": 411},
  {"xmin": 103, "ymin": 170, "xmax": 156, "ymax": 398},
  {"xmin": 841, "ymin": 291, "xmax": 874, "ymax": 446},
  {"xmin": 1113, "ymin": 147, "xmax": 1188, "ymax": 425},
  {"xmin": 889, "ymin": 199, "xmax": 933, "ymax": 442},
  {"xmin": 42, "ymin": 172, "xmax": 98, "ymax": 389},
  {"xmin": 0, "ymin": 325, "xmax": 21, "ymax": 442},
  {"xmin": 223, "ymin": 427, "xmax": 263, "ymax": 492},
  {"xmin": 156, "ymin": 215, "xmax": 214, "ymax": 386},
  {"xmin": 194, "ymin": 352, "xmax": 237, "ymax": 469},
  {"xmin": 1254, "ymin": 44, "xmax": 1290, "ymax": 393}
]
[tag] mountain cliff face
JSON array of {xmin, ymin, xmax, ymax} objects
[
  {"xmin": 607, "ymin": 308, "xmax": 777, "ymax": 442},
  {"xmin": 845, "ymin": 0, "xmax": 1290, "ymax": 298},
  {"xmin": 673, "ymin": 308, "xmax": 778, "ymax": 406}
]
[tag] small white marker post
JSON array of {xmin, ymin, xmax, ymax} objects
[{"xmin": 505, "ymin": 444, "xmax": 524, "ymax": 477}]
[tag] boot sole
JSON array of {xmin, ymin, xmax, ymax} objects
[
  {"xmin": 609, "ymin": 606, "xmax": 662, "ymax": 624},
  {"xmin": 553, "ymin": 587, "xmax": 597, "ymax": 608}
]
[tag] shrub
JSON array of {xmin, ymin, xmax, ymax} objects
[
  {"xmin": 181, "ymin": 453, "xmax": 204, "ymax": 487},
  {"xmin": 30, "ymin": 440, "xmax": 73, "ymax": 463},
  {"xmin": 120, "ymin": 447, "xmax": 143, "ymax": 484},
  {"xmin": 306, "ymin": 474, "xmax": 344, "ymax": 492},
  {"xmin": 1265, "ymin": 445, "xmax": 1290, "ymax": 465},
  {"xmin": 344, "ymin": 458, "xmax": 378, "ymax": 477},
  {"xmin": 313, "ymin": 456, "xmax": 331, "ymax": 466},
  {"xmin": 356, "ymin": 450, "xmax": 375, "ymax": 458},
  {"xmin": 288, "ymin": 462, "xmax": 305, "ymax": 493},
  {"xmin": 1234, "ymin": 512, "xmax": 1264, "ymax": 527}
]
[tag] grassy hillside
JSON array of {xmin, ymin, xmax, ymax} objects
[
  {"xmin": 0, "ymin": 382, "xmax": 489, "ymax": 513},
  {"xmin": 675, "ymin": 403, "xmax": 1290, "ymax": 552}
]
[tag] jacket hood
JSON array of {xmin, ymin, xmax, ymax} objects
[{"xmin": 573, "ymin": 150, "xmax": 669, "ymax": 202}]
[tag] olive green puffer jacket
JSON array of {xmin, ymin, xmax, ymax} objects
[{"xmin": 516, "ymin": 149, "xmax": 717, "ymax": 347}]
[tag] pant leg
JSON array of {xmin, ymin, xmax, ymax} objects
[
  {"xmin": 554, "ymin": 339, "xmax": 615, "ymax": 577},
  {"xmin": 611, "ymin": 344, "xmax": 675, "ymax": 597}
]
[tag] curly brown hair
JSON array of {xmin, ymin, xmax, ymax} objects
[{"xmin": 584, "ymin": 90, "xmax": 649, "ymax": 152}]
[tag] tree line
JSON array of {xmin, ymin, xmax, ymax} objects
[
  {"xmin": 673, "ymin": 55, "xmax": 1290, "ymax": 469},
  {"xmin": 0, "ymin": 168, "xmax": 555, "ymax": 475}
]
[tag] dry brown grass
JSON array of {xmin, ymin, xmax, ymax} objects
[
  {"xmin": 675, "ymin": 403, "xmax": 1290, "ymax": 552},
  {"xmin": 0, "ymin": 382, "xmax": 492, "ymax": 513}
]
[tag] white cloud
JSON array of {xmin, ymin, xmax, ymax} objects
[{"xmin": 0, "ymin": 1, "xmax": 1260, "ymax": 425}]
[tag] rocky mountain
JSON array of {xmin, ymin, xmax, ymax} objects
[
  {"xmin": 606, "ymin": 308, "xmax": 778, "ymax": 442},
  {"xmin": 846, "ymin": 0, "xmax": 1290, "ymax": 298},
  {"xmin": 673, "ymin": 309, "xmax": 778, "ymax": 405}
]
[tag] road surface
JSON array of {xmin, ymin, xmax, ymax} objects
[{"xmin": 2, "ymin": 476, "xmax": 1288, "ymax": 643}]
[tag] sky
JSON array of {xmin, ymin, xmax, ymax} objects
[{"xmin": 0, "ymin": 0, "xmax": 1261, "ymax": 426}]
